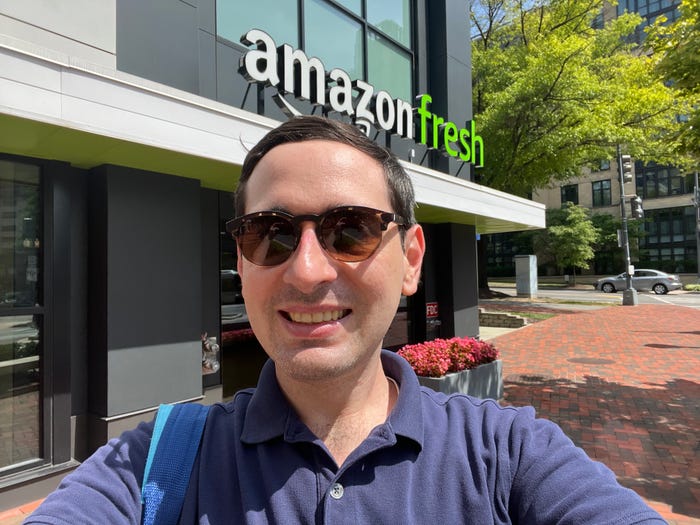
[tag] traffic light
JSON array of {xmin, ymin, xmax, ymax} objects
[
  {"xmin": 620, "ymin": 154, "xmax": 633, "ymax": 183},
  {"xmin": 630, "ymin": 195, "xmax": 644, "ymax": 219}
]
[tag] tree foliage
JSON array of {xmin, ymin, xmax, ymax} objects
[
  {"xmin": 646, "ymin": 0, "xmax": 700, "ymax": 163},
  {"xmin": 531, "ymin": 204, "xmax": 599, "ymax": 282},
  {"xmin": 471, "ymin": 0, "xmax": 690, "ymax": 196},
  {"xmin": 590, "ymin": 212, "xmax": 645, "ymax": 272}
]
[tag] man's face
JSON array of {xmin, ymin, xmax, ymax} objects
[{"xmin": 237, "ymin": 139, "xmax": 424, "ymax": 384}]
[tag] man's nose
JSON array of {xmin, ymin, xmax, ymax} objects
[{"xmin": 282, "ymin": 224, "xmax": 338, "ymax": 290}]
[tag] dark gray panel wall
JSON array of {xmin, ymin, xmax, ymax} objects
[
  {"xmin": 104, "ymin": 168, "xmax": 200, "ymax": 348},
  {"xmin": 449, "ymin": 224, "xmax": 479, "ymax": 338},
  {"xmin": 117, "ymin": 0, "xmax": 200, "ymax": 94},
  {"xmin": 50, "ymin": 163, "xmax": 88, "ymax": 461},
  {"xmin": 431, "ymin": 223, "xmax": 479, "ymax": 339},
  {"xmin": 88, "ymin": 165, "xmax": 204, "ymax": 416},
  {"xmin": 425, "ymin": 0, "xmax": 473, "ymax": 178}
]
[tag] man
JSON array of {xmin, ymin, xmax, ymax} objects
[{"xmin": 27, "ymin": 116, "xmax": 664, "ymax": 523}]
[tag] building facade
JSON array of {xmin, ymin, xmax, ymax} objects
[
  {"xmin": 532, "ymin": 158, "xmax": 697, "ymax": 275},
  {"xmin": 0, "ymin": 0, "xmax": 544, "ymax": 507}
]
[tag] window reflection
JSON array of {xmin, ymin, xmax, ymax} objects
[
  {"xmin": 305, "ymin": 0, "xmax": 363, "ymax": 80},
  {"xmin": 367, "ymin": 31, "xmax": 412, "ymax": 101},
  {"xmin": 368, "ymin": 0, "xmax": 411, "ymax": 47},
  {"xmin": 0, "ymin": 315, "xmax": 41, "ymax": 471},
  {"xmin": 0, "ymin": 160, "xmax": 43, "ymax": 473},
  {"xmin": 216, "ymin": 0, "xmax": 298, "ymax": 47},
  {"xmin": 0, "ymin": 161, "xmax": 41, "ymax": 309}
]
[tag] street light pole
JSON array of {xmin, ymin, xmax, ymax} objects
[{"xmin": 617, "ymin": 144, "xmax": 638, "ymax": 305}]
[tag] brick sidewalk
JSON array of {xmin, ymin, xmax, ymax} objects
[
  {"xmin": 493, "ymin": 304, "xmax": 700, "ymax": 524},
  {"xmin": 3, "ymin": 304, "xmax": 698, "ymax": 524}
]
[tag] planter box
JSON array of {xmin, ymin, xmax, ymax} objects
[{"xmin": 418, "ymin": 360, "xmax": 503, "ymax": 400}]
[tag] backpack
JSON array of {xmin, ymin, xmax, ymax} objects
[{"xmin": 141, "ymin": 403, "xmax": 210, "ymax": 525}]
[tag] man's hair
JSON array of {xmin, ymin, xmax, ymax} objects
[{"xmin": 234, "ymin": 116, "xmax": 416, "ymax": 224}]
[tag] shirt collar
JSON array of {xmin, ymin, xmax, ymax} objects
[{"xmin": 240, "ymin": 350, "xmax": 424, "ymax": 449}]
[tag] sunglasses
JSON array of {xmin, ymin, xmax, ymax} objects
[{"xmin": 226, "ymin": 206, "xmax": 407, "ymax": 266}]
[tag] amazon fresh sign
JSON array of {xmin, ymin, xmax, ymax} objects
[{"xmin": 239, "ymin": 29, "xmax": 484, "ymax": 167}]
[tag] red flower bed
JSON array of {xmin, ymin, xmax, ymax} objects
[{"xmin": 397, "ymin": 337, "xmax": 499, "ymax": 378}]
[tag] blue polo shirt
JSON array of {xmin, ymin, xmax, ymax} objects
[{"xmin": 28, "ymin": 351, "xmax": 663, "ymax": 524}]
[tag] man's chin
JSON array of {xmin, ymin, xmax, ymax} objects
[{"xmin": 274, "ymin": 346, "xmax": 363, "ymax": 383}]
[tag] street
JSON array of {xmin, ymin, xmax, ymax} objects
[{"xmin": 490, "ymin": 286, "xmax": 700, "ymax": 309}]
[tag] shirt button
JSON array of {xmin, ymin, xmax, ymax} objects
[{"xmin": 330, "ymin": 482, "xmax": 344, "ymax": 500}]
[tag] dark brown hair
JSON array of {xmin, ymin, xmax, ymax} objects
[{"xmin": 234, "ymin": 116, "xmax": 416, "ymax": 224}]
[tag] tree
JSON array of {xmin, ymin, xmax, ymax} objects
[
  {"xmin": 470, "ymin": 0, "xmax": 690, "ymax": 293},
  {"xmin": 590, "ymin": 212, "xmax": 645, "ymax": 274},
  {"xmin": 532, "ymin": 204, "xmax": 599, "ymax": 283},
  {"xmin": 472, "ymin": 0, "xmax": 687, "ymax": 194},
  {"xmin": 646, "ymin": 0, "xmax": 700, "ymax": 161}
]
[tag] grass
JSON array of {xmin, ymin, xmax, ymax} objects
[
  {"xmin": 501, "ymin": 311, "xmax": 557, "ymax": 321},
  {"xmin": 485, "ymin": 295, "xmax": 617, "ymax": 307}
]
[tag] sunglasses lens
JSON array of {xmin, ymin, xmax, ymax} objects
[
  {"xmin": 322, "ymin": 209, "xmax": 383, "ymax": 262},
  {"xmin": 237, "ymin": 216, "xmax": 296, "ymax": 266}
]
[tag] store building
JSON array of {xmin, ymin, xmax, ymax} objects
[{"xmin": 0, "ymin": 0, "xmax": 544, "ymax": 507}]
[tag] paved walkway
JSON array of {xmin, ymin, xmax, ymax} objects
[
  {"xmin": 491, "ymin": 304, "xmax": 700, "ymax": 524},
  {"xmin": 2, "ymin": 303, "xmax": 698, "ymax": 524}
]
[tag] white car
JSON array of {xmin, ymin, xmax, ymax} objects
[{"xmin": 595, "ymin": 269, "xmax": 683, "ymax": 295}]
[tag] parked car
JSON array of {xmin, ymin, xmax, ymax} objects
[{"xmin": 594, "ymin": 269, "xmax": 683, "ymax": 295}]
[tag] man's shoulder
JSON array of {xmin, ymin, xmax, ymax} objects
[
  {"xmin": 414, "ymin": 387, "xmax": 546, "ymax": 447},
  {"xmin": 418, "ymin": 387, "xmax": 531, "ymax": 420}
]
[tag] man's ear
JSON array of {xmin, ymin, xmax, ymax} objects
[{"xmin": 401, "ymin": 224, "xmax": 425, "ymax": 296}]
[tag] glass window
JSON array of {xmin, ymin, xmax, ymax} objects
[
  {"xmin": 368, "ymin": 0, "xmax": 411, "ymax": 47},
  {"xmin": 0, "ymin": 315, "xmax": 41, "ymax": 472},
  {"xmin": 219, "ymin": 0, "xmax": 415, "ymax": 115},
  {"xmin": 657, "ymin": 168, "xmax": 669, "ymax": 196},
  {"xmin": 592, "ymin": 180, "xmax": 611, "ymax": 207},
  {"xmin": 592, "ymin": 159, "xmax": 611, "ymax": 172},
  {"xmin": 304, "ymin": 0, "xmax": 363, "ymax": 80},
  {"xmin": 0, "ymin": 160, "xmax": 43, "ymax": 474},
  {"xmin": 367, "ymin": 30, "xmax": 412, "ymax": 100},
  {"xmin": 335, "ymin": 0, "xmax": 361, "ymax": 15},
  {"xmin": 216, "ymin": 0, "xmax": 298, "ymax": 47},
  {"xmin": 645, "ymin": 173, "xmax": 657, "ymax": 198},
  {"xmin": 659, "ymin": 220, "xmax": 670, "ymax": 242},
  {"xmin": 0, "ymin": 161, "xmax": 42, "ymax": 308},
  {"xmin": 672, "ymin": 212, "xmax": 684, "ymax": 242},
  {"xmin": 560, "ymin": 184, "xmax": 579, "ymax": 205},
  {"xmin": 670, "ymin": 175, "xmax": 682, "ymax": 195}
]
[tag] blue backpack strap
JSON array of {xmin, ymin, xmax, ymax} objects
[{"xmin": 141, "ymin": 403, "xmax": 210, "ymax": 525}]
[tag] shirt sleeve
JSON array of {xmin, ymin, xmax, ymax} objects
[
  {"xmin": 507, "ymin": 407, "xmax": 666, "ymax": 524},
  {"xmin": 24, "ymin": 419, "xmax": 153, "ymax": 525}
]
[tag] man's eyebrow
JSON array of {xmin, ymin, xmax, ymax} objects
[{"xmin": 260, "ymin": 204, "xmax": 351, "ymax": 216}]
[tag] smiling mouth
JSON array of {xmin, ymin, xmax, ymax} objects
[{"xmin": 286, "ymin": 310, "xmax": 349, "ymax": 324}]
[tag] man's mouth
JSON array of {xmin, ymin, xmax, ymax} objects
[{"xmin": 286, "ymin": 310, "xmax": 349, "ymax": 324}]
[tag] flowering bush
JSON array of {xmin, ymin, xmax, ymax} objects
[{"xmin": 397, "ymin": 337, "xmax": 499, "ymax": 378}]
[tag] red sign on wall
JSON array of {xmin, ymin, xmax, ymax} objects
[{"xmin": 426, "ymin": 302, "xmax": 439, "ymax": 319}]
